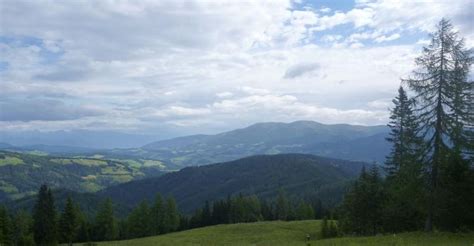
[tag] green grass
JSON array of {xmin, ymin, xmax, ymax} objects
[
  {"xmin": 94, "ymin": 220, "xmax": 474, "ymax": 246},
  {"xmin": 0, "ymin": 156, "xmax": 25, "ymax": 166}
]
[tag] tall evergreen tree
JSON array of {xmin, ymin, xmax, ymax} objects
[
  {"xmin": 33, "ymin": 184, "xmax": 57, "ymax": 245},
  {"xmin": 162, "ymin": 197, "xmax": 180, "ymax": 233},
  {"xmin": 275, "ymin": 189, "xmax": 289, "ymax": 221},
  {"xmin": 12, "ymin": 210, "xmax": 34, "ymax": 246},
  {"xmin": 385, "ymin": 86, "xmax": 422, "ymax": 176},
  {"xmin": 201, "ymin": 201, "xmax": 212, "ymax": 226},
  {"xmin": 94, "ymin": 198, "xmax": 118, "ymax": 241},
  {"xmin": 58, "ymin": 197, "xmax": 78, "ymax": 246},
  {"xmin": 150, "ymin": 193, "xmax": 164, "ymax": 235},
  {"xmin": 404, "ymin": 18, "xmax": 473, "ymax": 231},
  {"xmin": 126, "ymin": 200, "xmax": 152, "ymax": 238},
  {"xmin": 384, "ymin": 86, "xmax": 425, "ymax": 232},
  {"xmin": 339, "ymin": 166, "xmax": 385, "ymax": 235}
]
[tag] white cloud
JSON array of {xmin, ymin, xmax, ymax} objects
[
  {"xmin": 0, "ymin": 0, "xmax": 472, "ymax": 137},
  {"xmin": 374, "ymin": 33, "xmax": 401, "ymax": 43}
]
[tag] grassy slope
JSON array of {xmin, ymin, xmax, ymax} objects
[{"xmin": 96, "ymin": 220, "xmax": 474, "ymax": 246}]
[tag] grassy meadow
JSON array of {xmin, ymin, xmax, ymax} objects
[{"xmin": 94, "ymin": 220, "xmax": 474, "ymax": 246}]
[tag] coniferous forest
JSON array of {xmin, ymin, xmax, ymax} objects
[{"xmin": 0, "ymin": 18, "xmax": 472, "ymax": 246}]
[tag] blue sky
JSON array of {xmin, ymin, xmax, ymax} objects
[{"xmin": 0, "ymin": 0, "xmax": 473, "ymax": 139}]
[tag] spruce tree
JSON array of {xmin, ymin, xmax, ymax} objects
[
  {"xmin": 94, "ymin": 198, "xmax": 118, "ymax": 241},
  {"xmin": 12, "ymin": 210, "xmax": 34, "ymax": 246},
  {"xmin": 127, "ymin": 200, "xmax": 152, "ymax": 238},
  {"xmin": 201, "ymin": 201, "xmax": 212, "ymax": 226},
  {"xmin": 384, "ymin": 87, "xmax": 425, "ymax": 232},
  {"xmin": 339, "ymin": 166, "xmax": 385, "ymax": 235},
  {"xmin": 150, "ymin": 193, "xmax": 164, "ymax": 235},
  {"xmin": 404, "ymin": 18, "xmax": 473, "ymax": 231},
  {"xmin": 275, "ymin": 189, "xmax": 289, "ymax": 221},
  {"xmin": 162, "ymin": 197, "xmax": 179, "ymax": 233},
  {"xmin": 385, "ymin": 86, "xmax": 422, "ymax": 177},
  {"xmin": 33, "ymin": 184, "xmax": 57, "ymax": 245},
  {"xmin": 58, "ymin": 197, "xmax": 78, "ymax": 246}
]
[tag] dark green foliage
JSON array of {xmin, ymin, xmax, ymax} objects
[
  {"xmin": 0, "ymin": 205, "xmax": 12, "ymax": 245},
  {"xmin": 33, "ymin": 184, "xmax": 57, "ymax": 245},
  {"xmin": 383, "ymin": 86, "xmax": 425, "ymax": 232},
  {"xmin": 12, "ymin": 210, "xmax": 34, "ymax": 246},
  {"xmin": 275, "ymin": 190, "xmax": 290, "ymax": 221},
  {"xmin": 296, "ymin": 200, "xmax": 315, "ymax": 220},
  {"xmin": 211, "ymin": 198, "xmax": 231, "ymax": 224},
  {"xmin": 339, "ymin": 166, "xmax": 385, "ymax": 235},
  {"xmin": 150, "ymin": 194, "xmax": 164, "ymax": 235},
  {"xmin": 100, "ymin": 154, "xmax": 366, "ymax": 214},
  {"xmin": 58, "ymin": 197, "xmax": 79, "ymax": 245},
  {"xmin": 436, "ymin": 154, "xmax": 474, "ymax": 231},
  {"xmin": 93, "ymin": 198, "xmax": 118, "ymax": 241},
  {"xmin": 126, "ymin": 200, "xmax": 152, "ymax": 238},
  {"xmin": 201, "ymin": 201, "xmax": 212, "ymax": 226},
  {"xmin": 162, "ymin": 197, "xmax": 180, "ymax": 233}
]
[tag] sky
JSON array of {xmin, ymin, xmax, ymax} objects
[{"xmin": 0, "ymin": 0, "xmax": 473, "ymax": 139}]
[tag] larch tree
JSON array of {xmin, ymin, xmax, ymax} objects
[{"xmin": 404, "ymin": 18, "xmax": 473, "ymax": 232}]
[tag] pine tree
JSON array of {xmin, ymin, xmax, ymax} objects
[
  {"xmin": 94, "ymin": 198, "xmax": 118, "ymax": 241},
  {"xmin": 12, "ymin": 210, "xmax": 34, "ymax": 246},
  {"xmin": 384, "ymin": 87, "xmax": 425, "ymax": 232},
  {"xmin": 33, "ymin": 184, "xmax": 57, "ymax": 245},
  {"xmin": 404, "ymin": 18, "xmax": 473, "ymax": 231},
  {"xmin": 162, "ymin": 197, "xmax": 179, "ymax": 233},
  {"xmin": 275, "ymin": 189, "xmax": 289, "ymax": 221},
  {"xmin": 201, "ymin": 201, "xmax": 212, "ymax": 226},
  {"xmin": 296, "ymin": 200, "xmax": 314, "ymax": 220},
  {"xmin": 339, "ymin": 166, "xmax": 385, "ymax": 235},
  {"xmin": 58, "ymin": 197, "xmax": 78, "ymax": 246},
  {"xmin": 385, "ymin": 86, "xmax": 422, "ymax": 177},
  {"xmin": 150, "ymin": 193, "xmax": 164, "ymax": 235},
  {"xmin": 126, "ymin": 200, "xmax": 152, "ymax": 238}
]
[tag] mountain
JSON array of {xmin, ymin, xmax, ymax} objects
[
  {"xmin": 100, "ymin": 154, "xmax": 367, "ymax": 213},
  {"xmin": 0, "ymin": 151, "xmax": 169, "ymax": 202},
  {"xmin": 139, "ymin": 121, "xmax": 390, "ymax": 166},
  {"xmin": 0, "ymin": 130, "xmax": 159, "ymax": 149}
]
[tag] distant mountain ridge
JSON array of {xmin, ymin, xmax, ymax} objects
[
  {"xmin": 0, "ymin": 121, "xmax": 391, "ymax": 167},
  {"xmin": 140, "ymin": 121, "xmax": 390, "ymax": 166}
]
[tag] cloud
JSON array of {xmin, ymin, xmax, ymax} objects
[
  {"xmin": 0, "ymin": 99, "xmax": 104, "ymax": 121},
  {"xmin": 283, "ymin": 62, "xmax": 320, "ymax": 79},
  {"xmin": 0, "ymin": 0, "xmax": 472, "ymax": 137}
]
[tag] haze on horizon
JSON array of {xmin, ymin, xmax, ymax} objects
[{"xmin": 1, "ymin": 0, "xmax": 473, "ymax": 139}]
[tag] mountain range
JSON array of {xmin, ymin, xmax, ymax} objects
[{"xmin": 0, "ymin": 121, "xmax": 390, "ymax": 167}]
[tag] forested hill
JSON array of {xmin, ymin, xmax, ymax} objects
[
  {"xmin": 0, "ymin": 151, "xmax": 167, "ymax": 202},
  {"xmin": 139, "ymin": 121, "xmax": 389, "ymax": 166},
  {"xmin": 100, "ymin": 154, "xmax": 367, "ymax": 213}
]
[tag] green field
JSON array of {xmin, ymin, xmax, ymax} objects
[{"xmin": 95, "ymin": 220, "xmax": 474, "ymax": 246}]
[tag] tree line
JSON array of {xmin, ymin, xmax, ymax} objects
[
  {"xmin": 0, "ymin": 185, "xmax": 329, "ymax": 245},
  {"xmin": 337, "ymin": 18, "xmax": 473, "ymax": 236},
  {"xmin": 0, "ymin": 184, "xmax": 181, "ymax": 246}
]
